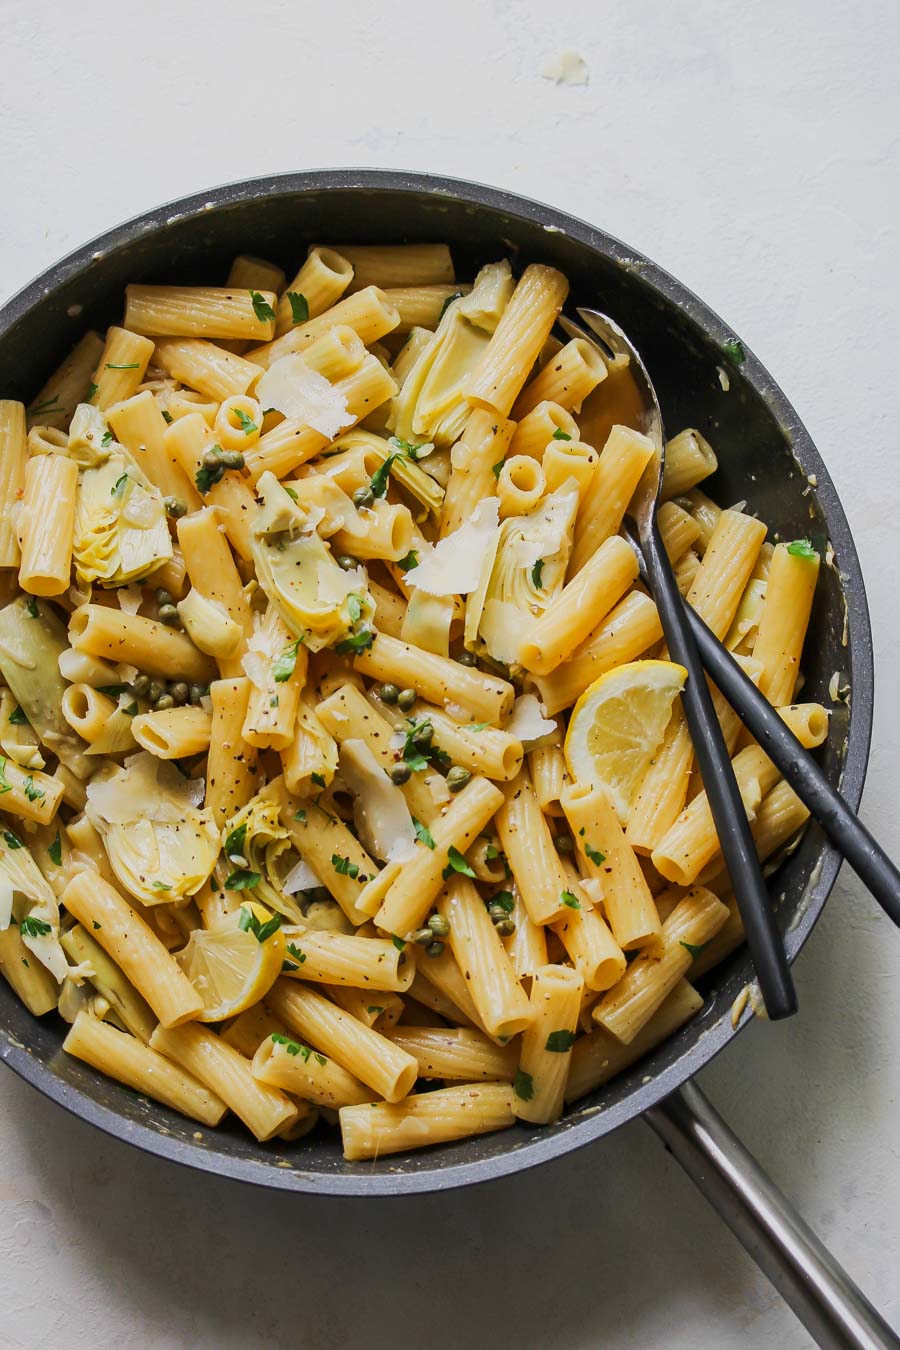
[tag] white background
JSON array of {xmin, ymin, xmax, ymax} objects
[{"xmin": 1, "ymin": 2, "xmax": 898, "ymax": 1346}]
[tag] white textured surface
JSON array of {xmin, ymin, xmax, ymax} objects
[{"xmin": 1, "ymin": 1, "xmax": 899, "ymax": 1345}]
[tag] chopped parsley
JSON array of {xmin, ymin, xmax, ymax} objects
[
  {"xmin": 152, "ymin": 880, "xmax": 172, "ymax": 892},
  {"xmin": 23, "ymin": 775, "xmax": 44, "ymax": 804},
  {"xmin": 491, "ymin": 459, "xmax": 505, "ymax": 479},
  {"xmin": 551, "ymin": 427, "xmax": 572, "ymax": 441},
  {"xmin": 545, "ymin": 1030, "xmax": 576, "ymax": 1053},
  {"xmin": 489, "ymin": 890, "xmax": 514, "ymax": 913},
  {"xmin": 514, "ymin": 1068, "xmax": 534, "ymax": 1101},
  {"xmin": 531, "ymin": 558, "xmax": 545, "ymax": 590},
  {"xmin": 271, "ymin": 1032, "xmax": 306, "ymax": 1057},
  {"xmin": 19, "ymin": 915, "xmax": 51, "ymax": 938},
  {"xmin": 412, "ymin": 817, "xmax": 436, "ymax": 850},
  {"xmin": 101, "ymin": 430, "xmax": 114, "ymax": 447},
  {"xmin": 369, "ymin": 452, "xmax": 403, "ymax": 499},
  {"xmin": 334, "ymin": 628, "xmax": 375, "ymax": 655},
  {"xmin": 286, "ymin": 291, "xmax": 309, "ymax": 325},
  {"xmin": 331, "ymin": 853, "xmax": 360, "ymax": 879},
  {"xmin": 723, "ymin": 338, "xmax": 745, "ymax": 364},
  {"xmin": 225, "ymin": 868, "xmax": 261, "ymax": 890},
  {"xmin": 438, "ymin": 291, "xmax": 462, "ymax": 320},
  {"xmin": 467, "ymin": 722, "xmax": 489, "ymax": 732},
  {"xmin": 224, "ymin": 820, "xmax": 248, "ymax": 858},
  {"xmin": 787, "ymin": 538, "xmax": 818, "ymax": 560},
  {"xmin": 25, "ymin": 598, "xmax": 38, "ymax": 619},
  {"xmin": 387, "ymin": 435, "xmax": 427, "ymax": 461},
  {"xmin": 249, "ymin": 289, "xmax": 276, "ymax": 322},
  {"xmin": 346, "ymin": 594, "xmax": 363, "ymax": 624},
  {"xmin": 161, "ymin": 410, "xmax": 174, "ymax": 424},
  {"xmin": 111, "ymin": 473, "xmax": 129, "ymax": 497},
  {"xmin": 311, "ymin": 772, "xmax": 326, "ymax": 789},
  {"xmin": 560, "ymin": 889, "xmax": 581, "ymax": 910},
  {"xmin": 282, "ymin": 940, "xmax": 307, "ymax": 971},
  {"xmin": 391, "ymin": 935, "xmax": 406, "ymax": 952},
  {"xmin": 273, "ymin": 638, "xmax": 303, "ymax": 683},
  {"xmin": 584, "ymin": 842, "xmax": 605, "ymax": 866},
  {"xmin": 294, "ymin": 808, "xmax": 307, "ymax": 823},
  {"xmin": 367, "ymin": 1005, "xmax": 384, "ymax": 1016},
  {"xmin": 442, "ymin": 845, "xmax": 476, "ymax": 880},
  {"xmin": 97, "ymin": 684, "xmax": 129, "ymax": 698},
  {"xmin": 396, "ymin": 549, "xmax": 419, "ymax": 572},
  {"xmin": 48, "ymin": 831, "xmax": 62, "ymax": 866},
  {"xmin": 8, "ymin": 705, "xmax": 27, "ymax": 726},
  {"xmin": 233, "ymin": 408, "xmax": 258, "ymax": 435},
  {"xmin": 238, "ymin": 906, "xmax": 282, "ymax": 942},
  {"xmin": 85, "ymin": 381, "xmax": 99, "ymax": 403},
  {"xmin": 195, "ymin": 447, "xmax": 227, "ymax": 494},
  {"xmin": 92, "ymin": 920, "xmax": 102, "ymax": 930},
  {"xmin": 0, "ymin": 759, "xmax": 12, "ymax": 794},
  {"xmin": 284, "ymin": 485, "xmax": 299, "ymax": 501},
  {"xmin": 679, "ymin": 939, "xmax": 709, "ymax": 960},
  {"xmin": 105, "ymin": 362, "xmax": 140, "ymax": 370},
  {"xmin": 2, "ymin": 830, "xmax": 22, "ymax": 849}
]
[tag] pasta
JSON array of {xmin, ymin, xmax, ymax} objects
[{"xmin": 0, "ymin": 242, "xmax": 827, "ymax": 1162}]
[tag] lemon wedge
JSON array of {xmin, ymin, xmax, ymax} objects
[
  {"xmin": 564, "ymin": 659, "xmax": 687, "ymax": 824},
  {"xmin": 175, "ymin": 900, "xmax": 286, "ymax": 1022}
]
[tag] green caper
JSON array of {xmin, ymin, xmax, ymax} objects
[
  {"xmin": 202, "ymin": 448, "xmax": 223, "ymax": 469},
  {"xmin": 456, "ymin": 649, "xmax": 477, "ymax": 667},
  {"xmin": 397, "ymin": 688, "xmax": 417, "ymax": 711},
  {"xmin": 164, "ymin": 496, "xmax": 187, "ymax": 519},
  {"xmin": 411, "ymin": 927, "xmax": 433, "ymax": 946},
  {"xmin": 495, "ymin": 918, "xmax": 516, "ymax": 937},
  {"xmin": 221, "ymin": 450, "xmax": 245, "ymax": 471},
  {"xmin": 170, "ymin": 681, "xmax": 189, "ymax": 706},
  {"xmin": 352, "ymin": 486, "xmax": 375, "ymax": 510},
  {"xmin": 157, "ymin": 604, "xmax": 179, "ymax": 626},
  {"xmin": 155, "ymin": 693, "xmax": 175, "ymax": 711},
  {"xmin": 446, "ymin": 766, "xmax": 472, "ymax": 793},
  {"xmin": 428, "ymin": 913, "xmax": 450, "ymax": 938},
  {"xmin": 132, "ymin": 674, "xmax": 151, "ymax": 698},
  {"xmin": 489, "ymin": 903, "xmax": 510, "ymax": 923},
  {"xmin": 189, "ymin": 683, "xmax": 205, "ymax": 705},
  {"xmin": 389, "ymin": 761, "xmax": 411, "ymax": 785},
  {"xmin": 155, "ymin": 588, "xmax": 173, "ymax": 606},
  {"xmin": 380, "ymin": 683, "xmax": 400, "ymax": 704},
  {"xmin": 425, "ymin": 940, "xmax": 444, "ymax": 958},
  {"xmin": 148, "ymin": 680, "xmax": 165, "ymax": 703},
  {"xmin": 554, "ymin": 833, "xmax": 575, "ymax": 856},
  {"xmin": 336, "ymin": 554, "xmax": 358, "ymax": 572},
  {"xmin": 411, "ymin": 722, "xmax": 433, "ymax": 751}
]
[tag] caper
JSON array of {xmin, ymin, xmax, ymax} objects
[
  {"xmin": 554, "ymin": 833, "xmax": 575, "ymax": 856},
  {"xmin": 456, "ymin": 649, "xmax": 477, "ymax": 667},
  {"xmin": 425, "ymin": 940, "xmax": 444, "ymax": 958},
  {"xmin": 154, "ymin": 588, "xmax": 173, "ymax": 606},
  {"xmin": 132, "ymin": 674, "xmax": 151, "ymax": 698},
  {"xmin": 411, "ymin": 722, "xmax": 433, "ymax": 751},
  {"xmin": 446, "ymin": 766, "xmax": 472, "ymax": 793},
  {"xmin": 164, "ymin": 496, "xmax": 187, "ymax": 519},
  {"xmin": 489, "ymin": 902, "xmax": 509, "ymax": 923},
  {"xmin": 336, "ymin": 554, "xmax": 358, "ymax": 572},
  {"xmin": 380, "ymin": 683, "xmax": 400, "ymax": 704},
  {"xmin": 155, "ymin": 693, "xmax": 175, "ymax": 711},
  {"xmin": 221, "ymin": 450, "xmax": 245, "ymax": 471},
  {"xmin": 171, "ymin": 681, "xmax": 189, "ymax": 706},
  {"xmin": 352, "ymin": 486, "xmax": 375, "ymax": 510},
  {"xmin": 428, "ymin": 913, "xmax": 450, "ymax": 938},
  {"xmin": 148, "ymin": 680, "xmax": 165, "ymax": 703},
  {"xmin": 157, "ymin": 604, "xmax": 179, "ymax": 626},
  {"xmin": 202, "ymin": 448, "xmax": 223, "ymax": 469},
  {"xmin": 389, "ymin": 761, "xmax": 411, "ymax": 785},
  {"xmin": 397, "ymin": 688, "xmax": 417, "ymax": 711},
  {"xmin": 495, "ymin": 918, "xmax": 516, "ymax": 937},
  {"xmin": 189, "ymin": 683, "xmax": 205, "ymax": 705},
  {"xmin": 411, "ymin": 927, "xmax": 433, "ymax": 946}
]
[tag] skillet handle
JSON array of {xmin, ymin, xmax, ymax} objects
[{"xmin": 645, "ymin": 1081, "xmax": 898, "ymax": 1349}]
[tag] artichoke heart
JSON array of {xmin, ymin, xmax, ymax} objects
[
  {"xmin": 0, "ymin": 829, "xmax": 68, "ymax": 982},
  {"xmin": 219, "ymin": 791, "xmax": 305, "ymax": 924},
  {"xmin": 73, "ymin": 444, "xmax": 173, "ymax": 587},
  {"xmin": 250, "ymin": 471, "xmax": 373, "ymax": 652},
  {"xmin": 466, "ymin": 481, "xmax": 580, "ymax": 668},
  {"xmin": 389, "ymin": 260, "xmax": 515, "ymax": 447},
  {"xmin": 85, "ymin": 752, "xmax": 218, "ymax": 904}
]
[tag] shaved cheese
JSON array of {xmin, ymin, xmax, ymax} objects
[
  {"xmin": 282, "ymin": 856, "xmax": 324, "ymax": 894},
  {"xmin": 256, "ymin": 356, "xmax": 353, "ymax": 438},
  {"xmin": 480, "ymin": 598, "xmax": 527, "ymax": 666},
  {"xmin": 541, "ymin": 50, "xmax": 589, "ymax": 85},
  {"xmin": 506, "ymin": 694, "xmax": 558, "ymax": 747},
  {"xmin": 404, "ymin": 498, "xmax": 499, "ymax": 596},
  {"xmin": 339, "ymin": 739, "xmax": 417, "ymax": 863},
  {"xmin": 116, "ymin": 584, "xmax": 143, "ymax": 615}
]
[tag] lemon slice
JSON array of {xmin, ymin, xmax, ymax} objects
[
  {"xmin": 175, "ymin": 900, "xmax": 286, "ymax": 1022},
  {"xmin": 564, "ymin": 659, "xmax": 687, "ymax": 824}
]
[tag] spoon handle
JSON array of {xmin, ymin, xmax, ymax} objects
[
  {"xmin": 686, "ymin": 610, "xmax": 900, "ymax": 926},
  {"xmin": 642, "ymin": 520, "xmax": 798, "ymax": 1019}
]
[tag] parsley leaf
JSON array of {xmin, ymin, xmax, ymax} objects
[
  {"xmin": 294, "ymin": 808, "xmax": 307, "ymax": 823},
  {"xmin": 249, "ymin": 289, "xmax": 276, "ymax": 322},
  {"xmin": 105, "ymin": 362, "xmax": 140, "ymax": 370},
  {"xmin": 396, "ymin": 549, "xmax": 419, "ymax": 572},
  {"xmin": 514, "ymin": 1068, "xmax": 534, "ymax": 1100},
  {"xmin": 271, "ymin": 1031, "xmax": 306, "ymax": 1056},
  {"xmin": 331, "ymin": 853, "xmax": 360, "ymax": 880},
  {"xmin": 23, "ymin": 775, "xmax": 44, "ymax": 803},
  {"xmin": 285, "ymin": 941, "xmax": 307, "ymax": 967},
  {"xmin": 111, "ymin": 473, "xmax": 129, "ymax": 497},
  {"xmin": 19, "ymin": 915, "xmax": 52, "ymax": 938},
  {"xmin": 412, "ymin": 817, "xmax": 436, "ymax": 850},
  {"xmin": 237, "ymin": 906, "xmax": 281, "ymax": 942},
  {"xmin": 584, "ymin": 842, "xmax": 605, "ymax": 865},
  {"xmin": 311, "ymin": 772, "xmax": 326, "ymax": 789},
  {"xmin": 439, "ymin": 291, "xmax": 462, "ymax": 320},
  {"xmin": 226, "ymin": 868, "xmax": 261, "ymax": 890},
  {"xmin": 489, "ymin": 890, "xmax": 514, "ymax": 913},
  {"xmin": 161, "ymin": 410, "xmax": 174, "ymax": 424},
  {"xmin": 560, "ymin": 889, "xmax": 581, "ymax": 909},
  {"xmin": 467, "ymin": 722, "xmax": 489, "ymax": 732},
  {"xmin": 679, "ymin": 939, "xmax": 709, "ymax": 959},
  {"xmin": 551, "ymin": 427, "xmax": 572, "ymax": 441},
  {"xmin": 195, "ymin": 447, "xmax": 226, "ymax": 494},
  {"xmin": 85, "ymin": 381, "xmax": 99, "ymax": 403},
  {"xmin": 334, "ymin": 628, "xmax": 374, "ymax": 655},
  {"xmin": 723, "ymin": 338, "xmax": 746, "ymax": 364},
  {"xmin": 346, "ymin": 593, "xmax": 363, "ymax": 624},
  {"xmin": 545, "ymin": 1030, "xmax": 576, "ymax": 1053},
  {"xmin": 286, "ymin": 291, "xmax": 309, "ymax": 325},
  {"xmin": 442, "ymin": 845, "xmax": 476, "ymax": 880},
  {"xmin": 391, "ymin": 935, "xmax": 406, "ymax": 952},
  {"xmin": 101, "ymin": 430, "xmax": 114, "ymax": 447},
  {"xmin": 152, "ymin": 880, "xmax": 172, "ymax": 892},
  {"xmin": 48, "ymin": 831, "xmax": 62, "ymax": 866},
  {"xmin": 0, "ymin": 759, "xmax": 12, "ymax": 794},
  {"xmin": 25, "ymin": 598, "xmax": 38, "ymax": 619},
  {"xmin": 2, "ymin": 830, "xmax": 22, "ymax": 849},
  {"xmin": 233, "ymin": 408, "xmax": 258, "ymax": 435},
  {"xmin": 273, "ymin": 638, "xmax": 303, "ymax": 683},
  {"xmin": 8, "ymin": 705, "xmax": 27, "ymax": 726},
  {"xmin": 532, "ymin": 558, "xmax": 545, "ymax": 590},
  {"xmin": 224, "ymin": 820, "xmax": 248, "ymax": 859},
  {"xmin": 491, "ymin": 459, "xmax": 505, "ymax": 479},
  {"xmin": 369, "ymin": 453, "xmax": 402, "ymax": 499},
  {"xmin": 387, "ymin": 436, "xmax": 427, "ymax": 461},
  {"xmin": 787, "ymin": 538, "xmax": 818, "ymax": 560}
]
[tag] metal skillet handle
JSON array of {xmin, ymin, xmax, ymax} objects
[
  {"xmin": 684, "ymin": 611, "xmax": 900, "ymax": 927},
  {"xmin": 642, "ymin": 521, "xmax": 798, "ymax": 1019},
  {"xmin": 646, "ymin": 1083, "xmax": 898, "ymax": 1349}
]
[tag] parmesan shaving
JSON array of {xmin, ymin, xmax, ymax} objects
[
  {"xmin": 282, "ymin": 857, "xmax": 324, "ymax": 894},
  {"xmin": 506, "ymin": 694, "xmax": 558, "ymax": 747},
  {"xmin": 255, "ymin": 356, "xmax": 353, "ymax": 438},
  {"xmin": 116, "ymin": 584, "xmax": 143, "ymax": 615},
  {"xmin": 404, "ymin": 498, "xmax": 499, "ymax": 596}
]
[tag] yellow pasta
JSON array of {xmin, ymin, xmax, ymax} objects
[
  {"xmin": 17, "ymin": 453, "xmax": 78, "ymax": 596},
  {"xmin": 0, "ymin": 401, "xmax": 27, "ymax": 567}
]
